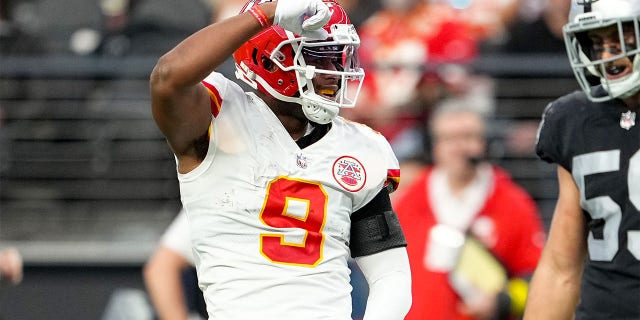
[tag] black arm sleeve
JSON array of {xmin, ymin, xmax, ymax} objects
[{"xmin": 349, "ymin": 188, "xmax": 407, "ymax": 258}]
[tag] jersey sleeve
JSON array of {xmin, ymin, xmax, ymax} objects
[
  {"xmin": 201, "ymin": 71, "xmax": 233, "ymax": 118},
  {"xmin": 348, "ymin": 123, "xmax": 407, "ymax": 257},
  {"xmin": 535, "ymin": 99, "xmax": 571, "ymax": 171},
  {"xmin": 379, "ymin": 133, "xmax": 401, "ymax": 193},
  {"xmin": 160, "ymin": 209, "xmax": 195, "ymax": 265}
]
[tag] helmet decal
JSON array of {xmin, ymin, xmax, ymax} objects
[{"xmin": 576, "ymin": 0, "xmax": 599, "ymax": 13}]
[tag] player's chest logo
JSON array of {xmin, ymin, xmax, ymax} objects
[
  {"xmin": 332, "ymin": 156, "xmax": 366, "ymax": 192},
  {"xmin": 620, "ymin": 110, "xmax": 636, "ymax": 130}
]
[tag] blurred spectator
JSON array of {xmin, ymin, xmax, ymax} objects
[
  {"xmin": 393, "ymin": 100, "xmax": 545, "ymax": 320},
  {"xmin": 399, "ymin": 70, "xmax": 495, "ymax": 162},
  {"xmin": 348, "ymin": 0, "xmax": 518, "ymax": 153},
  {"xmin": 355, "ymin": 0, "xmax": 476, "ymax": 114},
  {"xmin": 495, "ymin": 0, "xmax": 570, "ymax": 54},
  {"xmin": 438, "ymin": 0, "xmax": 522, "ymax": 48},
  {"xmin": 0, "ymin": 246, "xmax": 23, "ymax": 320},
  {"xmin": 143, "ymin": 209, "xmax": 206, "ymax": 320},
  {"xmin": 503, "ymin": 120, "xmax": 540, "ymax": 157},
  {"xmin": 0, "ymin": 247, "xmax": 23, "ymax": 286}
]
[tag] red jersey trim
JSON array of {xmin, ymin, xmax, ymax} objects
[
  {"xmin": 202, "ymin": 81, "xmax": 222, "ymax": 117},
  {"xmin": 386, "ymin": 169, "xmax": 400, "ymax": 192}
]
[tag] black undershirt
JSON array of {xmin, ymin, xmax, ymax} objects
[{"xmin": 295, "ymin": 122, "xmax": 331, "ymax": 149}]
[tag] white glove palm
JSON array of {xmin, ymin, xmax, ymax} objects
[{"xmin": 273, "ymin": 0, "xmax": 331, "ymax": 40}]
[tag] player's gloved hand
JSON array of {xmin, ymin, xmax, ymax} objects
[{"xmin": 273, "ymin": 0, "xmax": 330, "ymax": 40}]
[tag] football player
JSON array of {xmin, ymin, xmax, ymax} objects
[
  {"xmin": 149, "ymin": 0, "xmax": 412, "ymax": 319},
  {"xmin": 525, "ymin": 0, "xmax": 640, "ymax": 319},
  {"xmin": 144, "ymin": 209, "xmax": 205, "ymax": 320}
]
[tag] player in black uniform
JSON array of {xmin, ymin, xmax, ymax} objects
[{"xmin": 525, "ymin": 1, "xmax": 640, "ymax": 319}]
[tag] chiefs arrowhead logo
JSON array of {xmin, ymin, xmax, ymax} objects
[{"xmin": 332, "ymin": 156, "xmax": 366, "ymax": 192}]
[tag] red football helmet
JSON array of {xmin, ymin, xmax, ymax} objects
[{"xmin": 233, "ymin": 0, "xmax": 365, "ymax": 124}]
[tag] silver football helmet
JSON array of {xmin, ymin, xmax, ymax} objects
[{"xmin": 564, "ymin": 0, "xmax": 640, "ymax": 101}]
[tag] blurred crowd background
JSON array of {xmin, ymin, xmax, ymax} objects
[{"xmin": 0, "ymin": 0, "xmax": 575, "ymax": 318}]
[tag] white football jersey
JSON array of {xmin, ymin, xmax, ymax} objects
[{"xmin": 178, "ymin": 72, "xmax": 400, "ymax": 319}]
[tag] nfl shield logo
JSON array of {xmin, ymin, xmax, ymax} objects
[
  {"xmin": 620, "ymin": 111, "xmax": 636, "ymax": 130},
  {"xmin": 296, "ymin": 153, "xmax": 308, "ymax": 169}
]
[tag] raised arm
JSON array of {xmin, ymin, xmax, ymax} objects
[
  {"xmin": 149, "ymin": 2, "xmax": 276, "ymax": 172},
  {"xmin": 523, "ymin": 166, "xmax": 586, "ymax": 319},
  {"xmin": 150, "ymin": 0, "xmax": 331, "ymax": 173}
]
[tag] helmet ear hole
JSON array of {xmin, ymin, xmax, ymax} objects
[
  {"xmin": 260, "ymin": 55, "xmax": 278, "ymax": 72},
  {"xmin": 251, "ymin": 48, "xmax": 259, "ymax": 65}
]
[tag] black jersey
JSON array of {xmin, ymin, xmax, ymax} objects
[{"xmin": 536, "ymin": 90, "xmax": 640, "ymax": 319}]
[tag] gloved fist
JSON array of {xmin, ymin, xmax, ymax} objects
[{"xmin": 273, "ymin": 0, "xmax": 330, "ymax": 40}]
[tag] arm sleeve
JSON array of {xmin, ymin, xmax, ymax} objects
[{"xmin": 355, "ymin": 247, "xmax": 412, "ymax": 320}]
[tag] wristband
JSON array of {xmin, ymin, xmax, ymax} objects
[{"xmin": 249, "ymin": 5, "xmax": 271, "ymax": 29}]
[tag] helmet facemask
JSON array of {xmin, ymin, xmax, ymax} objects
[
  {"xmin": 268, "ymin": 24, "xmax": 365, "ymax": 124},
  {"xmin": 564, "ymin": 1, "xmax": 640, "ymax": 102},
  {"xmin": 233, "ymin": 0, "xmax": 364, "ymax": 124}
]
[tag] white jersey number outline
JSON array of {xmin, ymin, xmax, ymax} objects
[{"xmin": 573, "ymin": 150, "xmax": 640, "ymax": 261}]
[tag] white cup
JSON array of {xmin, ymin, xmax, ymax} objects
[{"xmin": 424, "ymin": 224, "xmax": 465, "ymax": 272}]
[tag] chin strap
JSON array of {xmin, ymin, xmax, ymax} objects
[{"xmin": 301, "ymin": 96, "xmax": 339, "ymax": 124}]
